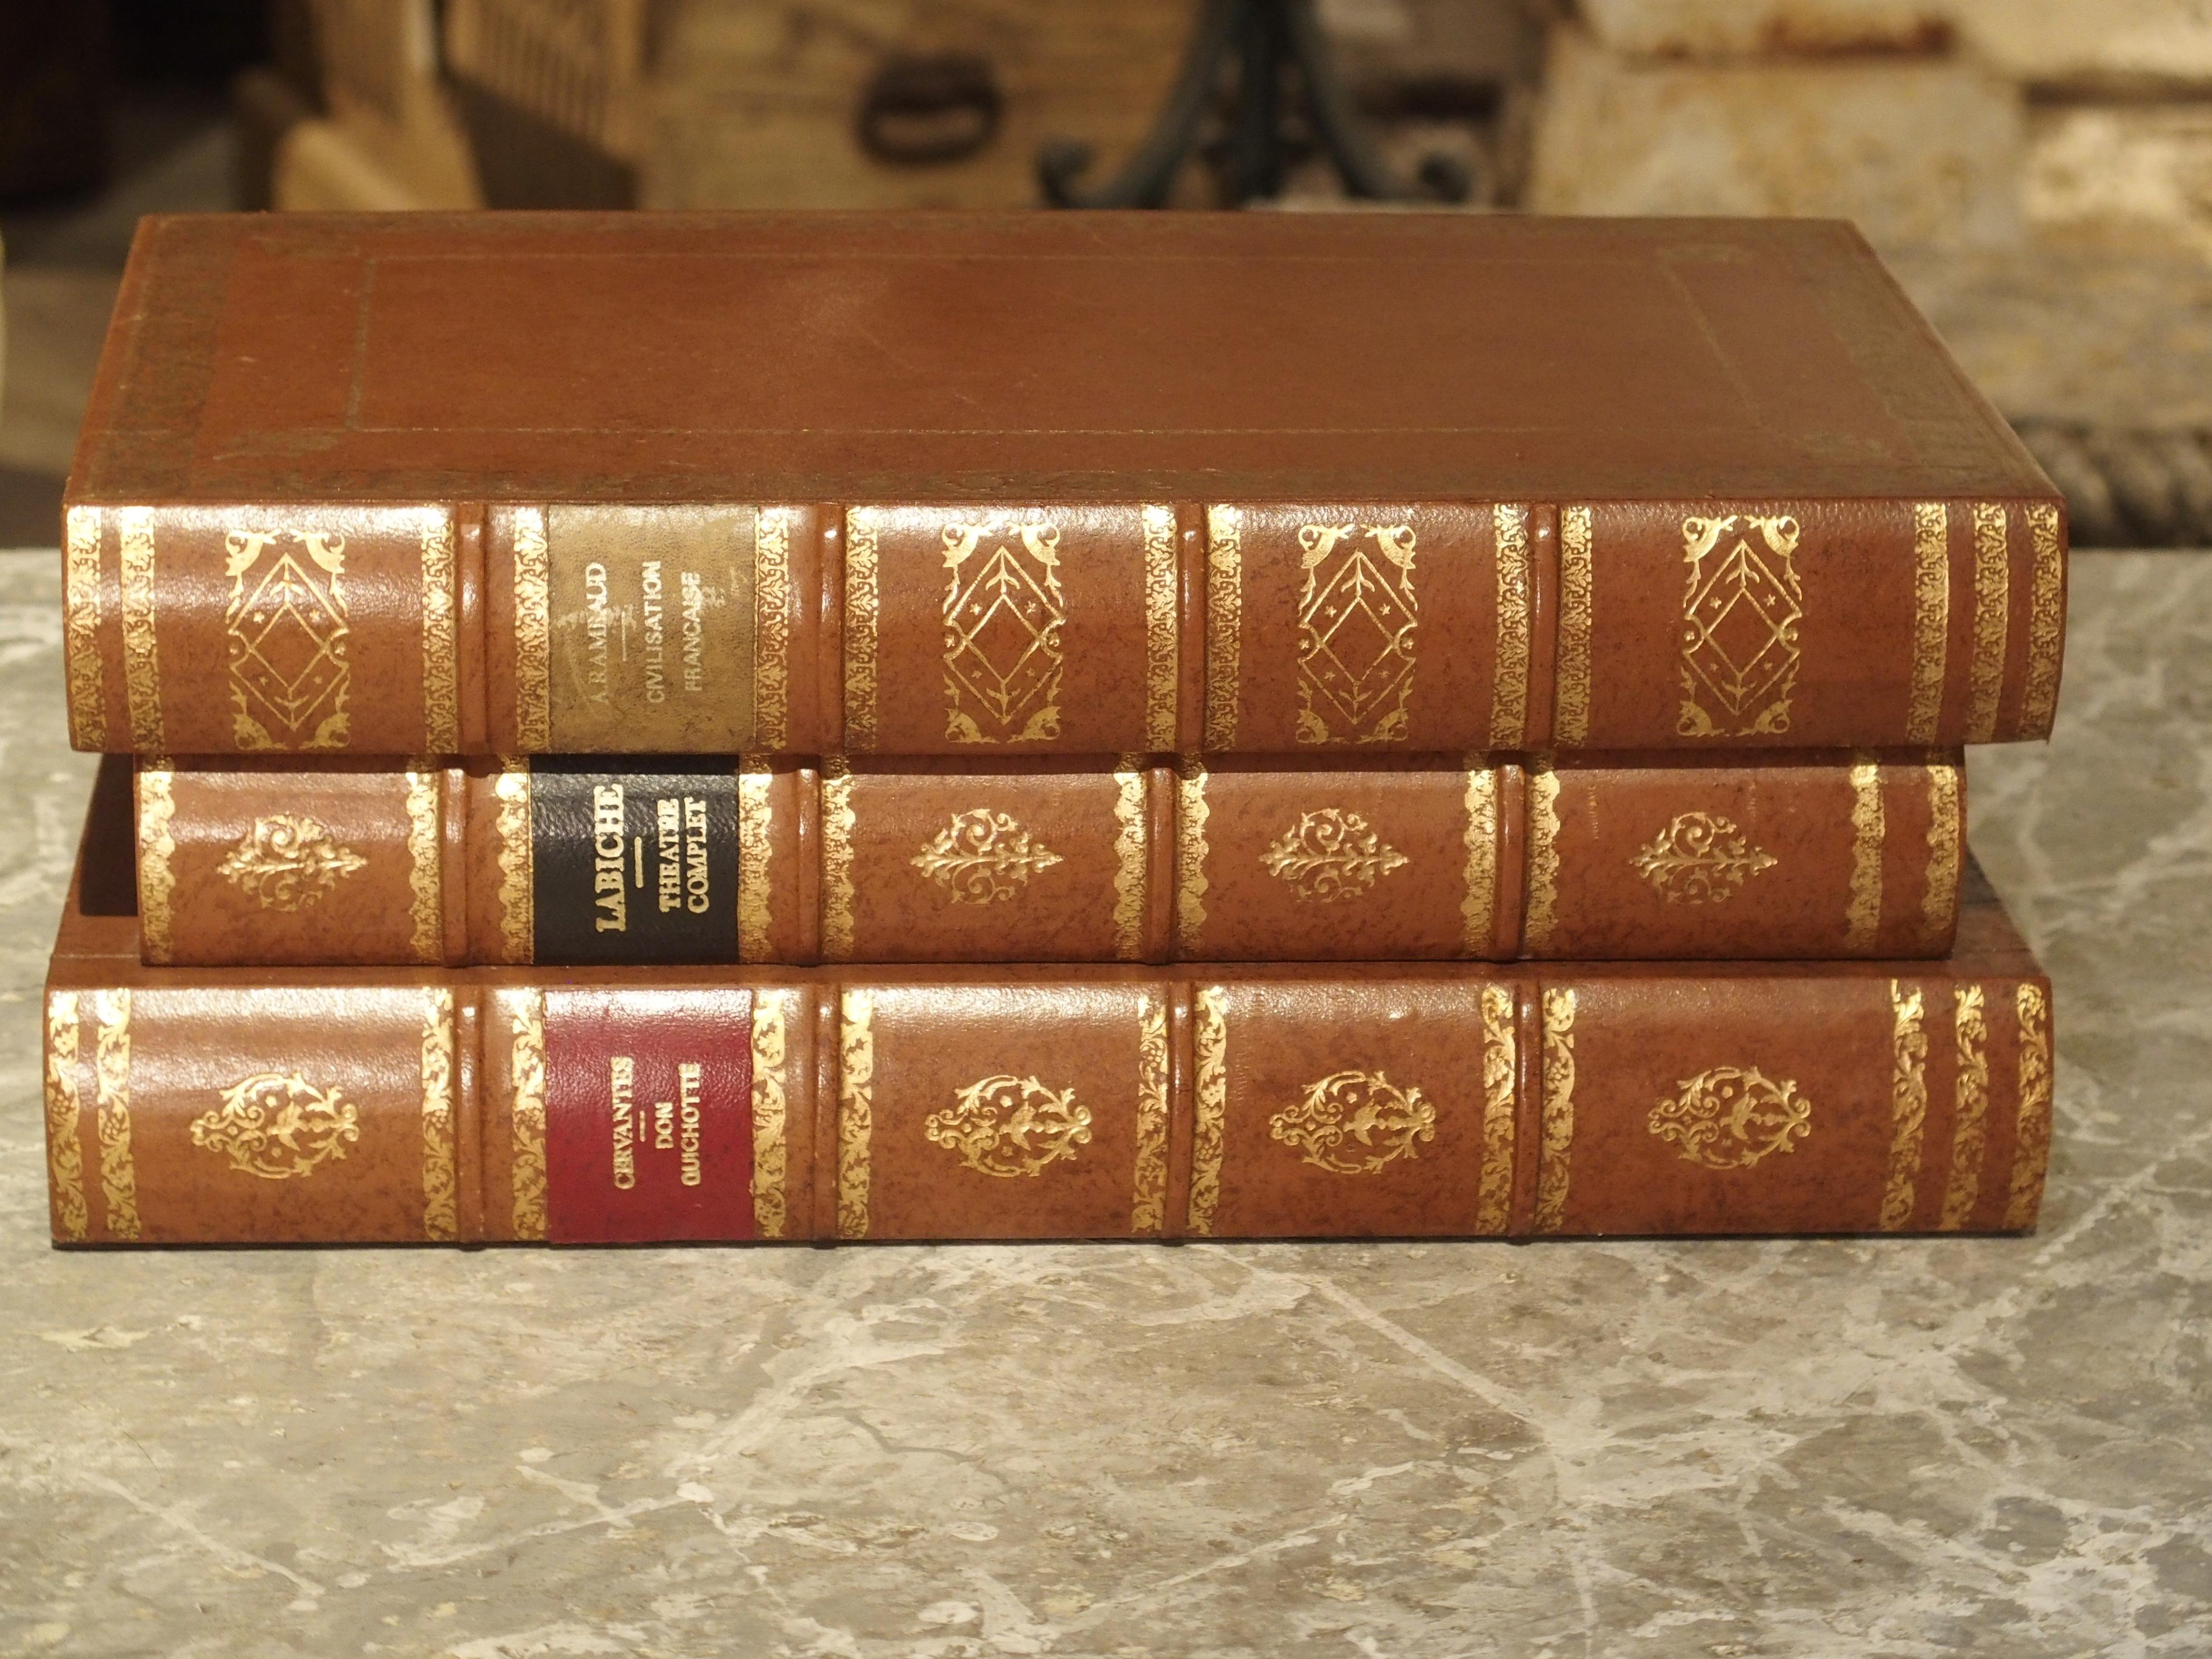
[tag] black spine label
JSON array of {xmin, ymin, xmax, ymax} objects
[{"xmin": 532, "ymin": 764, "xmax": 739, "ymax": 964}]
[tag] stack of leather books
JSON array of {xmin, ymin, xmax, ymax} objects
[{"xmin": 42, "ymin": 210, "xmax": 2061, "ymax": 1246}]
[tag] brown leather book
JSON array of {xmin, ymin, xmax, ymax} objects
[
  {"xmin": 135, "ymin": 750, "xmax": 1966, "ymax": 966},
  {"xmin": 51, "ymin": 765, "xmax": 2053, "ymax": 1243},
  {"xmin": 64, "ymin": 212, "xmax": 2064, "ymax": 759}
]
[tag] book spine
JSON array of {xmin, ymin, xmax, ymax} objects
[
  {"xmin": 138, "ymin": 753, "xmax": 1965, "ymax": 967},
  {"xmin": 41, "ymin": 960, "xmax": 2055, "ymax": 1245},
  {"xmin": 64, "ymin": 498, "xmax": 2066, "ymax": 757}
]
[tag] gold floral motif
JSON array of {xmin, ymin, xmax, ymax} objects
[
  {"xmin": 844, "ymin": 507, "xmax": 881, "ymax": 750},
  {"xmin": 1474, "ymin": 983, "xmax": 1516, "ymax": 1233},
  {"xmin": 1175, "ymin": 761, "xmax": 1210, "ymax": 957},
  {"xmin": 43, "ymin": 993, "xmax": 89, "ymax": 1242},
  {"xmin": 216, "ymin": 813, "xmax": 367, "ymax": 911},
  {"xmin": 64, "ymin": 506, "xmax": 105, "ymax": 750},
  {"xmin": 1260, "ymin": 808, "xmax": 1409, "ymax": 903},
  {"xmin": 1631, "ymin": 813, "xmax": 1777, "ymax": 905},
  {"xmin": 911, "ymin": 808, "xmax": 1064, "ymax": 904},
  {"xmin": 1846, "ymin": 754, "xmax": 1885, "ymax": 952},
  {"xmin": 420, "ymin": 988, "xmax": 457, "ymax": 1240},
  {"xmin": 1940, "ymin": 984, "xmax": 1990, "ymax": 1229},
  {"xmin": 2006, "ymin": 982, "xmax": 2054, "ymax": 1229},
  {"xmin": 1648, "ymin": 1067, "xmax": 1812, "ymax": 1170},
  {"xmin": 837, "ymin": 989, "xmax": 874, "ymax": 1238},
  {"xmin": 510, "ymin": 990, "xmax": 549, "ymax": 1240},
  {"xmin": 942, "ymin": 512, "xmax": 1065, "ymax": 743},
  {"xmin": 119, "ymin": 508, "xmax": 163, "ymax": 750},
  {"xmin": 1187, "ymin": 987, "xmax": 1228, "ymax": 1234},
  {"xmin": 494, "ymin": 761, "xmax": 533, "ymax": 965},
  {"xmin": 1461, "ymin": 764, "xmax": 1498, "ymax": 958},
  {"xmin": 1523, "ymin": 764, "xmax": 1562, "ymax": 953},
  {"xmin": 191, "ymin": 1070, "xmax": 359, "ymax": 1181},
  {"xmin": 512, "ymin": 508, "xmax": 551, "ymax": 751},
  {"xmin": 1923, "ymin": 763, "xmax": 1962, "ymax": 950},
  {"xmin": 750, "ymin": 989, "xmax": 789, "ymax": 1239},
  {"xmin": 420, "ymin": 516, "xmax": 459, "ymax": 752},
  {"xmin": 1112, "ymin": 759, "xmax": 1146, "ymax": 962},
  {"xmin": 1677, "ymin": 515, "xmax": 1802, "ymax": 738},
  {"xmin": 738, "ymin": 760, "xmax": 774, "ymax": 959},
  {"xmin": 93, "ymin": 988, "xmax": 139, "ymax": 1239},
  {"xmin": 925, "ymin": 1074, "xmax": 1094, "ymax": 1177},
  {"xmin": 1965, "ymin": 504, "xmax": 2010, "ymax": 743},
  {"xmin": 1556, "ymin": 507, "xmax": 1594, "ymax": 745},
  {"xmin": 137, "ymin": 763, "xmax": 177, "ymax": 966},
  {"xmin": 1142, "ymin": 505, "xmax": 1178, "ymax": 751},
  {"xmin": 1535, "ymin": 988, "xmax": 1576, "ymax": 1234},
  {"xmin": 1490, "ymin": 506, "xmax": 1530, "ymax": 748},
  {"xmin": 1881, "ymin": 981, "xmax": 1930, "ymax": 1231},
  {"xmin": 404, "ymin": 764, "xmax": 442, "ymax": 965},
  {"xmin": 753, "ymin": 507, "xmax": 792, "ymax": 751},
  {"xmin": 1132, "ymin": 995, "xmax": 1169, "ymax": 1234},
  {"xmin": 1270, "ymin": 1070, "xmax": 1436, "ymax": 1175},
  {"xmin": 1204, "ymin": 506, "xmax": 1242, "ymax": 750},
  {"xmin": 1907, "ymin": 502, "xmax": 1951, "ymax": 744},
  {"xmin": 225, "ymin": 528, "xmax": 351, "ymax": 750},
  {"xmin": 822, "ymin": 758, "xmax": 856, "ymax": 960},
  {"xmin": 1295, "ymin": 522, "xmax": 1418, "ymax": 744},
  {"xmin": 2020, "ymin": 505, "xmax": 2065, "ymax": 737}
]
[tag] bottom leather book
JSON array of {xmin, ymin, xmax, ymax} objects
[{"xmin": 47, "ymin": 773, "xmax": 2055, "ymax": 1245}]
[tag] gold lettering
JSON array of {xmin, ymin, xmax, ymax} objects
[
  {"xmin": 680, "ymin": 570, "xmax": 706, "ymax": 694},
  {"xmin": 654, "ymin": 1095, "xmax": 675, "ymax": 1150},
  {"xmin": 641, "ymin": 560, "xmax": 666, "ymax": 704},
  {"xmin": 656, "ymin": 796, "xmax": 682, "ymax": 914},
  {"xmin": 684, "ymin": 795, "xmax": 711, "ymax": 914},
  {"xmin": 592, "ymin": 783, "xmax": 628, "ymax": 933},
  {"xmin": 678, "ymin": 1061, "xmax": 704, "ymax": 1187},
  {"xmin": 583, "ymin": 562, "xmax": 613, "ymax": 704},
  {"xmin": 609, "ymin": 1056, "xmax": 637, "ymax": 1189}
]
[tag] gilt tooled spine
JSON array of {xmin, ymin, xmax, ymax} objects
[
  {"xmin": 42, "ymin": 955, "xmax": 2056, "ymax": 1245},
  {"xmin": 66, "ymin": 498, "xmax": 2064, "ymax": 758},
  {"xmin": 139, "ymin": 754, "xmax": 1970, "ymax": 967}
]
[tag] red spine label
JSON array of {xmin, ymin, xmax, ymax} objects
[{"xmin": 544, "ymin": 988, "xmax": 755, "ymax": 1242}]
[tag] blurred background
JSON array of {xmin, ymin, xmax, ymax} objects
[{"xmin": 3, "ymin": 0, "xmax": 2209, "ymax": 546}]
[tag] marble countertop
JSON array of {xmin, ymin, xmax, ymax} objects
[{"xmin": 0, "ymin": 549, "xmax": 2204, "ymax": 1658}]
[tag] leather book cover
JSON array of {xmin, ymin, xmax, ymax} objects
[
  {"xmin": 64, "ymin": 213, "xmax": 2063, "ymax": 757},
  {"xmin": 134, "ymin": 750, "xmax": 1963, "ymax": 967},
  {"xmin": 50, "ymin": 773, "xmax": 2053, "ymax": 1244}
]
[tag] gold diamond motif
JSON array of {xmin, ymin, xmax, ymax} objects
[
  {"xmin": 925, "ymin": 1075, "xmax": 1092, "ymax": 1178},
  {"xmin": 1296, "ymin": 523, "xmax": 1418, "ymax": 744},
  {"xmin": 191, "ymin": 1070, "xmax": 361, "ymax": 1180},
  {"xmin": 1648, "ymin": 1066, "xmax": 1811, "ymax": 1170},
  {"xmin": 1260, "ymin": 808, "xmax": 1409, "ymax": 903},
  {"xmin": 1270, "ymin": 1070, "xmax": 1437, "ymax": 1175},
  {"xmin": 1630, "ymin": 813, "xmax": 1778, "ymax": 904},
  {"xmin": 1677, "ymin": 515, "xmax": 1802, "ymax": 738},
  {"xmin": 217, "ymin": 813, "xmax": 370, "ymax": 911},
  {"xmin": 225, "ymin": 529, "xmax": 352, "ymax": 749},
  {"xmin": 911, "ymin": 808, "xmax": 1064, "ymax": 904},
  {"xmin": 942, "ymin": 513, "xmax": 1065, "ymax": 743}
]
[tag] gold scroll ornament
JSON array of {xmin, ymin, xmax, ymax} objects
[
  {"xmin": 1260, "ymin": 809, "xmax": 1408, "ymax": 903},
  {"xmin": 1269, "ymin": 1070, "xmax": 1435, "ymax": 1175},
  {"xmin": 1631, "ymin": 813, "xmax": 1777, "ymax": 905},
  {"xmin": 1296, "ymin": 523, "xmax": 1418, "ymax": 744},
  {"xmin": 191, "ymin": 1070, "xmax": 361, "ymax": 1179},
  {"xmin": 942, "ymin": 513, "xmax": 1066, "ymax": 743},
  {"xmin": 225, "ymin": 528, "xmax": 352, "ymax": 750},
  {"xmin": 1648, "ymin": 1066, "xmax": 1812, "ymax": 1170},
  {"xmin": 1678, "ymin": 515, "xmax": 1802, "ymax": 738},
  {"xmin": 911, "ymin": 808, "xmax": 1063, "ymax": 904},
  {"xmin": 217, "ymin": 814, "xmax": 368, "ymax": 911},
  {"xmin": 925, "ymin": 1074, "xmax": 1094, "ymax": 1177}
]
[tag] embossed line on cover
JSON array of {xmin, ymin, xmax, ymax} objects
[
  {"xmin": 751, "ymin": 989, "xmax": 789, "ymax": 1238},
  {"xmin": 1923, "ymin": 763, "xmax": 1962, "ymax": 949},
  {"xmin": 1964, "ymin": 504, "xmax": 2010, "ymax": 743},
  {"xmin": 1678, "ymin": 515, "xmax": 1801, "ymax": 738},
  {"xmin": 1846, "ymin": 754, "xmax": 1885, "ymax": 952},
  {"xmin": 405, "ymin": 764, "xmax": 442, "ymax": 965},
  {"xmin": 1907, "ymin": 503, "xmax": 1950, "ymax": 744},
  {"xmin": 64, "ymin": 507, "xmax": 105, "ymax": 749},
  {"xmin": 119, "ymin": 508, "xmax": 163, "ymax": 750},
  {"xmin": 943, "ymin": 512, "xmax": 1065, "ymax": 743},
  {"xmin": 837, "ymin": 989, "xmax": 874, "ymax": 1238},
  {"xmin": 1882, "ymin": 981, "xmax": 1930, "ymax": 1231},
  {"xmin": 1112, "ymin": 760, "xmax": 1147, "ymax": 961},
  {"xmin": 421, "ymin": 988, "xmax": 458, "ymax": 1240},
  {"xmin": 1461, "ymin": 764, "xmax": 1498, "ymax": 957},
  {"xmin": 495, "ymin": 761, "xmax": 533, "ymax": 964},
  {"xmin": 1204, "ymin": 507, "xmax": 1241, "ymax": 750},
  {"xmin": 754, "ymin": 508, "xmax": 792, "ymax": 751},
  {"xmin": 1474, "ymin": 983, "xmax": 1515, "ymax": 1233},
  {"xmin": 1133, "ymin": 995, "xmax": 1169, "ymax": 1234},
  {"xmin": 1295, "ymin": 522, "xmax": 1418, "ymax": 744},
  {"xmin": 1555, "ymin": 507, "xmax": 1593, "ymax": 745},
  {"xmin": 2020, "ymin": 505, "xmax": 2064, "ymax": 736},
  {"xmin": 513, "ymin": 508, "xmax": 551, "ymax": 751},
  {"xmin": 137, "ymin": 762, "xmax": 177, "ymax": 965},
  {"xmin": 1535, "ymin": 988, "xmax": 1576, "ymax": 1234},
  {"xmin": 1142, "ymin": 506, "xmax": 1178, "ymax": 751},
  {"xmin": 2006, "ymin": 983, "xmax": 2053, "ymax": 1229},
  {"xmin": 822, "ymin": 759, "xmax": 856, "ymax": 960},
  {"xmin": 43, "ymin": 993, "xmax": 89, "ymax": 1241},
  {"xmin": 1939, "ymin": 984, "xmax": 1990, "ymax": 1229},
  {"xmin": 511, "ymin": 989, "xmax": 549, "ymax": 1239},
  {"xmin": 227, "ymin": 527, "xmax": 352, "ymax": 750},
  {"xmin": 1188, "ymin": 987, "xmax": 1227, "ymax": 1234},
  {"xmin": 843, "ymin": 508, "xmax": 880, "ymax": 750},
  {"xmin": 91, "ymin": 988, "xmax": 140, "ymax": 1239},
  {"xmin": 422, "ymin": 515, "xmax": 459, "ymax": 752},
  {"xmin": 738, "ymin": 760, "xmax": 775, "ymax": 959},
  {"xmin": 1175, "ymin": 763, "xmax": 1210, "ymax": 957},
  {"xmin": 1491, "ymin": 507, "xmax": 1531, "ymax": 749},
  {"xmin": 1523, "ymin": 764, "xmax": 1561, "ymax": 953}
]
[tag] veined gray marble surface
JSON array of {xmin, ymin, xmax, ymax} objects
[{"xmin": 0, "ymin": 548, "xmax": 2205, "ymax": 1659}]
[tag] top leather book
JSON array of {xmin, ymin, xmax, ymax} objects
[{"xmin": 62, "ymin": 211, "xmax": 2065, "ymax": 757}]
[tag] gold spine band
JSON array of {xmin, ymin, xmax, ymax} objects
[
  {"xmin": 1523, "ymin": 764, "xmax": 1561, "ymax": 953},
  {"xmin": 43, "ymin": 992, "xmax": 90, "ymax": 1241},
  {"xmin": 1175, "ymin": 762, "xmax": 1210, "ymax": 958},
  {"xmin": 512, "ymin": 508, "xmax": 551, "ymax": 751},
  {"xmin": 1203, "ymin": 506, "xmax": 1241, "ymax": 750},
  {"xmin": 1142, "ymin": 505, "xmax": 1178, "ymax": 751},
  {"xmin": 1907, "ymin": 502, "xmax": 1950, "ymax": 743},
  {"xmin": 1187, "ymin": 987, "xmax": 1227, "ymax": 1235},
  {"xmin": 420, "ymin": 988, "xmax": 458, "ymax": 1241},
  {"xmin": 510, "ymin": 990, "xmax": 548, "ymax": 1240},
  {"xmin": 1132, "ymin": 994, "xmax": 1170, "ymax": 1235},
  {"xmin": 837, "ymin": 988, "xmax": 874, "ymax": 1239},
  {"xmin": 750, "ymin": 989, "xmax": 789, "ymax": 1239},
  {"xmin": 1939, "ymin": 984, "xmax": 1990, "ymax": 1230},
  {"xmin": 738, "ymin": 760, "xmax": 775, "ymax": 961},
  {"xmin": 1535, "ymin": 987, "xmax": 1576, "ymax": 1234},
  {"xmin": 64, "ymin": 507, "xmax": 106, "ymax": 749},
  {"xmin": 421, "ymin": 516, "xmax": 459, "ymax": 752},
  {"xmin": 1964, "ymin": 503, "xmax": 2010, "ymax": 743},
  {"xmin": 2020, "ymin": 505, "xmax": 2065, "ymax": 736},
  {"xmin": 118, "ymin": 508, "xmax": 163, "ymax": 751},
  {"xmin": 1460, "ymin": 763, "xmax": 1498, "ymax": 958},
  {"xmin": 493, "ymin": 760, "xmax": 533, "ymax": 965},
  {"xmin": 1474, "ymin": 982, "xmax": 1516, "ymax": 1234},
  {"xmin": 91, "ymin": 987, "xmax": 140, "ymax": 1240},
  {"xmin": 1881, "ymin": 980, "xmax": 1930, "ymax": 1231},
  {"xmin": 404, "ymin": 763, "xmax": 442, "ymax": 965},
  {"xmin": 1555, "ymin": 507, "xmax": 1594, "ymax": 745},
  {"xmin": 137, "ymin": 762, "xmax": 177, "ymax": 966},
  {"xmin": 1490, "ymin": 505, "xmax": 1531, "ymax": 748},
  {"xmin": 2006, "ymin": 983, "xmax": 2054, "ymax": 1229},
  {"xmin": 753, "ymin": 507, "xmax": 792, "ymax": 751},
  {"xmin": 1112, "ymin": 758, "xmax": 1147, "ymax": 962},
  {"xmin": 843, "ymin": 508, "xmax": 880, "ymax": 751},
  {"xmin": 1845, "ymin": 754, "xmax": 1885, "ymax": 952},
  {"xmin": 822, "ymin": 758, "xmax": 856, "ymax": 961},
  {"xmin": 1922, "ymin": 763, "xmax": 1962, "ymax": 950}
]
